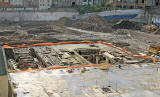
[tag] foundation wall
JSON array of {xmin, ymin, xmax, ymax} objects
[
  {"xmin": 0, "ymin": 9, "xmax": 142, "ymax": 21},
  {"xmin": 0, "ymin": 75, "xmax": 8, "ymax": 97}
]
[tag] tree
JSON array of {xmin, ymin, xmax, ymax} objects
[{"xmin": 104, "ymin": 1, "xmax": 113, "ymax": 10}]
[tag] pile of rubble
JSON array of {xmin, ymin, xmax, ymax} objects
[
  {"xmin": 141, "ymin": 24, "xmax": 160, "ymax": 35},
  {"xmin": 112, "ymin": 20, "xmax": 141, "ymax": 30},
  {"xmin": 156, "ymin": 29, "xmax": 160, "ymax": 34},
  {"xmin": 54, "ymin": 17, "xmax": 73, "ymax": 26},
  {"xmin": 71, "ymin": 15, "xmax": 112, "ymax": 33}
]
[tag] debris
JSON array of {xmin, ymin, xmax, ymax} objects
[
  {"xmin": 102, "ymin": 87, "xmax": 112, "ymax": 93},
  {"xmin": 141, "ymin": 24, "xmax": 158, "ymax": 33},
  {"xmin": 112, "ymin": 20, "xmax": 141, "ymax": 30},
  {"xmin": 67, "ymin": 68, "xmax": 73, "ymax": 73},
  {"xmin": 14, "ymin": 30, "xmax": 28, "ymax": 37},
  {"xmin": 81, "ymin": 67, "xmax": 86, "ymax": 73},
  {"xmin": 99, "ymin": 65, "xmax": 109, "ymax": 70},
  {"xmin": 149, "ymin": 45, "xmax": 160, "ymax": 56}
]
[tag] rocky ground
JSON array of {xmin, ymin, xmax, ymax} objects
[{"xmin": 0, "ymin": 15, "xmax": 159, "ymax": 54}]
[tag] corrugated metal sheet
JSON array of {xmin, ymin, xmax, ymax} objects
[{"xmin": 0, "ymin": 47, "xmax": 7, "ymax": 75}]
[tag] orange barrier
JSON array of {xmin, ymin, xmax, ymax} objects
[
  {"xmin": 5, "ymin": 40, "xmax": 156, "ymax": 73},
  {"xmin": 4, "ymin": 40, "xmax": 99, "ymax": 48}
]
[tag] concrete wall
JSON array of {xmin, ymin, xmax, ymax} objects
[
  {"xmin": 0, "ymin": 75, "xmax": 8, "ymax": 97},
  {"xmin": 79, "ymin": 9, "xmax": 142, "ymax": 19},
  {"xmin": 0, "ymin": 11, "xmax": 79, "ymax": 21},
  {"xmin": 0, "ymin": 9, "xmax": 142, "ymax": 21}
]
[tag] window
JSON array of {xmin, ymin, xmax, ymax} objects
[{"xmin": 83, "ymin": 0, "xmax": 87, "ymax": 2}]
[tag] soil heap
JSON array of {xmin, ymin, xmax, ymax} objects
[
  {"xmin": 112, "ymin": 20, "xmax": 141, "ymax": 30},
  {"xmin": 56, "ymin": 17, "xmax": 73, "ymax": 26},
  {"xmin": 71, "ymin": 15, "xmax": 112, "ymax": 33}
]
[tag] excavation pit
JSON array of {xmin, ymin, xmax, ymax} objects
[{"xmin": 4, "ymin": 42, "xmax": 154, "ymax": 72}]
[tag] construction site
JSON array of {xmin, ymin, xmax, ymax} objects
[{"xmin": 0, "ymin": 14, "xmax": 160, "ymax": 97}]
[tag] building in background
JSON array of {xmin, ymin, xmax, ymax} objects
[
  {"xmin": 23, "ymin": 0, "xmax": 39, "ymax": 10},
  {"xmin": 155, "ymin": 0, "xmax": 160, "ymax": 5},
  {"xmin": 52, "ymin": 0, "xmax": 109, "ymax": 7},
  {"xmin": 146, "ymin": 0, "xmax": 156, "ymax": 7},
  {"xmin": 38, "ymin": 0, "xmax": 52, "ymax": 10},
  {"xmin": 82, "ymin": 0, "xmax": 94, "ymax": 5},
  {"xmin": 0, "ymin": 0, "xmax": 10, "ymax": 10},
  {"xmin": 113, "ymin": 0, "xmax": 158, "ymax": 9},
  {"xmin": 8, "ymin": 0, "xmax": 24, "ymax": 11},
  {"xmin": 113, "ymin": 0, "xmax": 145, "ymax": 9},
  {"xmin": 0, "ymin": 0, "xmax": 159, "ymax": 11},
  {"xmin": 10, "ymin": 0, "xmax": 23, "ymax": 7},
  {"xmin": 0, "ymin": 0, "xmax": 10, "ymax": 5},
  {"xmin": 52, "ymin": 0, "xmax": 83, "ymax": 7}
]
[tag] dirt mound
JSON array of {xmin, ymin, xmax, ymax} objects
[
  {"xmin": 75, "ymin": 15, "xmax": 107, "ymax": 25},
  {"xmin": 71, "ymin": 15, "xmax": 112, "ymax": 33},
  {"xmin": 112, "ymin": 20, "xmax": 141, "ymax": 30},
  {"xmin": 56, "ymin": 17, "xmax": 73, "ymax": 26},
  {"xmin": 155, "ymin": 29, "xmax": 160, "ymax": 34},
  {"xmin": 14, "ymin": 30, "xmax": 28, "ymax": 37}
]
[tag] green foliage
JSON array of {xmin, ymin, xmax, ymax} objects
[
  {"xmin": 78, "ymin": 4, "xmax": 102, "ymax": 14},
  {"xmin": 104, "ymin": 1, "xmax": 113, "ymax": 8}
]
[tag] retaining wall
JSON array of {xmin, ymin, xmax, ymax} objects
[{"xmin": 0, "ymin": 9, "xmax": 142, "ymax": 21}]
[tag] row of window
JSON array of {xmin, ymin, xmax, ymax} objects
[
  {"xmin": 40, "ymin": 0, "xmax": 51, "ymax": 3},
  {"xmin": 40, "ymin": 4, "xmax": 50, "ymax": 6},
  {"xmin": 117, "ymin": 0, "xmax": 145, "ymax": 3}
]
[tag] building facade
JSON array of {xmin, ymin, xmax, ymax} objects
[
  {"xmin": 52, "ymin": 0, "xmax": 109, "ymax": 7},
  {"xmin": 113, "ymin": 0, "xmax": 158, "ymax": 9},
  {"xmin": 23, "ymin": 0, "xmax": 39, "ymax": 10},
  {"xmin": 10, "ymin": 0, "xmax": 23, "ymax": 7},
  {"xmin": 0, "ymin": 0, "xmax": 10, "ymax": 9},
  {"xmin": 52, "ymin": 0, "xmax": 83, "ymax": 7},
  {"xmin": 0, "ymin": 0, "xmax": 10, "ymax": 5},
  {"xmin": 39, "ymin": 0, "xmax": 52, "ymax": 10},
  {"xmin": 113, "ymin": 0, "xmax": 145, "ymax": 9}
]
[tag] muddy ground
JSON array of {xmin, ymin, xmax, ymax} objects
[{"xmin": 0, "ymin": 16, "xmax": 160, "ymax": 54}]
